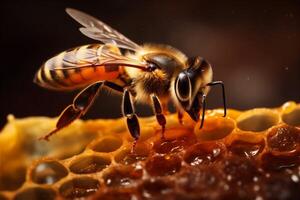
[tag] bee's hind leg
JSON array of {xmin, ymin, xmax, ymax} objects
[
  {"xmin": 39, "ymin": 81, "xmax": 104, "ymax": 141},
  {"xmin": 151, "ymin": 94, "xmax": 167, "ymax": 140},
  {"xmin": 122, "ymin": 89, "xmax": 140, "ymax": 151},
  {"xmin": 39, "ymin": 81, "xmax": 124, "ymax": 141}
]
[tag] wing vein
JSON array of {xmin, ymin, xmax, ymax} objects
[{"xmin": 66, "ymin": 8, "xmax": 141, "ymax": 51}]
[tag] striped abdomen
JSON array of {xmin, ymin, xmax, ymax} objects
[{"xmin": 34, "ymin": 44, "xmax": 124, "ymax": 90}]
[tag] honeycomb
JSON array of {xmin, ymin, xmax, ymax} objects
[{"xmin": 0, "ymin": 101, "xmax": 300, "ymax": 200}]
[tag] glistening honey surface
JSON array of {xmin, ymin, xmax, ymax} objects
[{"xmin": 0, "ymin": 102, "xmax": 299, "ymax": 200}]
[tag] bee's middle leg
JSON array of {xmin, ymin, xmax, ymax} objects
[
  {"xmin": 151, "ymin": 94, "xmax": 166, "ymax": 139},
  {"xmin": 122, "ymin": 89, "xmax": 140, "ymax": 149},
  {"xmin": 162, "ymin": 102, "xmax": 169, "ymax": 115}
]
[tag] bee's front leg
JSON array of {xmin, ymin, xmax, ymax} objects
[
  {"xmin": 151, "ymin": 94, "xmax": 166, "ymax": 140},
  {"xmin": 122, "ymin": 89, "xmax": 140, "ymax": 149},
  {"xmin": 177, "ymin": 111, "xmax": 184, "ymax": 125}
]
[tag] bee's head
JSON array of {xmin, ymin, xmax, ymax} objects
[{"xmin": 173, "ymin": 56, "xmax": 213, "ymax": 121}]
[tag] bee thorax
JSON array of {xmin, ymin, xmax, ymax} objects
[{"xmin": 133, "ymin": 72, "xmax": 170, "ymax": 102}]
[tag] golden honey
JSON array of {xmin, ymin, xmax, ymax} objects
[{"xmin": 0, "ymin": 102, "xmax": 299, "ymax": 199}]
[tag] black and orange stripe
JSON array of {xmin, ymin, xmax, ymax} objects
[{"xmin": 34, "ymin": 44, "xmax": 124, "ymax": 90}]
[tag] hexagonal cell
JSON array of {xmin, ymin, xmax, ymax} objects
[
  {"xmin": 92, "ymin": 188, "xmax": 136, "ymax": 200},
  {"xmin": 153, "ymin": 135, "xmax": 197, "ymax": 154},
  {"xmin": 261, "ymin": 152, "xmax": 300, "ymax": 171},
  {"xmin": 139, "ymin": 178, "xmax": 174, "ymax": 198},
  {"xmin": 184, "ymin": 142, "xmax": 225, "ymax": 166},
  {"xmin": 114, "ymin": 143, "xmax": 150, "ymax": 165},
  {"xmin": 194, "ymin": 116, "xmax": 235, "ymax": 141},
  {"xmin": 31, "ymin": 160, "xmax": 68, "ymax": 184},
  {"xmin": 90, "ymin": 136, "xmax": 123, "ymax": 153},
  {"xmin": 145, "ymin": 154, "xmax": 182, "ymax": 176},
  {"xmin": 103, "ymin": 166, "xmax": 143, "ymax": 187},
  {"xmin": 282, "ymin": 105, "xmax": 300, "ymax": 126},
  {"xmin": 59, "ymin": 177, "xmax": 100, "ymax": 198},
  {"xmin": 162, "ymin": 127, "xmax": 192, "ymax": 140},
  {"xmin": 267, "ymin": 124, "xmax": 300, "ymax": 153},
  {"xmin": 228, "ymin": 139, "xmax": 265, "ymax": 158},
  {"xmin": 0, "ymin": 166, "xmax": 26, "ymax": 191},
  {"xmin": 14, "ymin": 187, "xmax": 56, "ymax": 200},
  {"xmin": 69, "ymin": 155, "xmax": 111, "ymax": 174},
  {"xmin": 237, "ymin": 109, "xmax": 279, "ymax": 132}
]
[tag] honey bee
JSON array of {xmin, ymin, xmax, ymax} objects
[{"xmin": 35, "ymin": 8, "xmax": 227, "ymax": 142}]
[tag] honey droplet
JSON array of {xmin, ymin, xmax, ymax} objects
[
  {"xmin": 145, "ymin": 155, "xmax": 181, "ymax": 176},
  {"xmin": 228, "ymin": 140, "xmax": 265, "ymax": 158},
  {"xmin": 184, "ymin": 142, "xmax": 225, "ymax": 166},
  {"xmin": 103, "ymin": 166, "xmax": 143, "ymax": 187},
  {"xmin": 31, "ymin": 161, "xmax": 68, "ymax": 184},
  {"xmin": 267, "ymin": 125, "xmax": 300, "ymax": 153}
]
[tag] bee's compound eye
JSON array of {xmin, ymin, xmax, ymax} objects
[{"xmin": 175, "ymin": 73, "xmax": 191, "ymax": 102}]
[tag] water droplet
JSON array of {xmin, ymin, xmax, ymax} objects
[
  {"xmin": 212, "ymin": 148, "xmax": 221, "ymax": 157},
  {"xmin": 253, "ymin": 176, "xmax": 259, "ymax": 182},
  {"xmin": 223, "ymin": 184, "xmax": 230, "ymax": 191},
  {"xmin": 227, "ymin": 175, "xmax": 232, "ymax": 181},
  {"xmin": 255, "ymin": 196, "xmax": 263, "ymax": 200},
  {"xmin": 254, "ymin": 185, "xmax": 260, "ymax": 192},
  {"xmin": 291, "ymin": 174, "xmax": 299, "ymax": 183}
]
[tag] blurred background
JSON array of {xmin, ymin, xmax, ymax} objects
[{"xmin": 1, "ymin": 0, "xmax": 300, "ymax": 127}]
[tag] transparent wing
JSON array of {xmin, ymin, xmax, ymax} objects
[
  {"xmin": 66, "ymin": 8, "xmax": 141, "ymax": 51},
  {"xmin": 45, "ymin": 44, "xmax": 147, "ymax": 71}
]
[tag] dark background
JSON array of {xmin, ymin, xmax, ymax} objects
[{"xmin": 1, "ymin": 0, "xmax": 300, "ymax": 128}]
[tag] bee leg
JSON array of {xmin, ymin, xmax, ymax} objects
[
  {"xmin": 39, "ymin": 81, "xmax": 103, "ymax": 141},
  {"xmin": 199, "ymin": 94, "xmax": 206, "ymax": 129},
  {"xmin": 103, "ymin": 81, "xmax": 124, "ymax": 93},
  {"xmin": 122, "ymin": 89, "xmax": 140, "ymax": 150},
  {"xmin": 177, "ymin": 111, "xmax": 184, "ymax": 125},
  {"xmin": 162, "ymin": 102, "xmax": 169, "ymax": 115},
  {"xmin": 151, "ymin": 94, "xmax": 167, "ymax": 140},
  {"xmin": 39, "ymin": 105, "xmax": 82, "ymax": 141},
  {"xmin": 207, "ymin": 81, "xmax": 227, "ymax": 117}
]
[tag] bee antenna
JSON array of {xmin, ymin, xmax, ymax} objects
[
  {"xmin": 206, "ymin": 81, "xmax": 227, "ymax": 117},
  {"xmin": 200, "ymin": 94, "xmax": 206, "ymax": 129}
]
